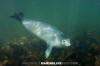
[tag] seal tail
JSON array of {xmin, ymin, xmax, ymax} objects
[{"xmin": 10, "ymin": 12, "xmax": 24, "ymax": 22}]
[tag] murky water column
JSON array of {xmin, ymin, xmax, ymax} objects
[{"xmin": 66, "ymin": 0, "xmax": 80, "ymax": 37}]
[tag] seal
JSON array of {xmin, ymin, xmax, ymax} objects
[{"xmin": 11, "ymin": 12, "xmax": 71, "ymax": 58}]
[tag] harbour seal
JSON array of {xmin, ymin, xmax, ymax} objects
[{"xmin": 11, "ymin": 12, "xmax": 71, "ymax": 58}]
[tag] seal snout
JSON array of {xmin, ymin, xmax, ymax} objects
[{"xmin": 62, "ymin": 39, "xmax": 71, "ymax": 47}]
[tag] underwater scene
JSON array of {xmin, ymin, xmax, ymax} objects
[{"xmin": 0, "ymin": 0, "xmax": 100, "ymax": 66}]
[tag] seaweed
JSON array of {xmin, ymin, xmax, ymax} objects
[{"xmin": 0, "ymin": 30, "xmax": 100, "ymax": 66}]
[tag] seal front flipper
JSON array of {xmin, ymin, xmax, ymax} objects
[
  {"xmin": 10, "ymin": 12, "xmax": 24, "ymax": 23},
  {"xmin": 45, "ymin": 45, "xmax": 53, "ymax": 58}
]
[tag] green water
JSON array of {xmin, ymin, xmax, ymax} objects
[
  {"xmin": 0, "ymin": 0, "xmax": 100, "ymax": 40},
  {"xmin": 0, "ymin": 0, "xmax": 100, "ymax": 65}
]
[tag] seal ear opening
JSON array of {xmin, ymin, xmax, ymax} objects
[{"xmin": 10, "ymin": 12, "xmax": 24, "ymax": 22}]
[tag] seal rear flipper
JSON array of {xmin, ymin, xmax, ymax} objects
[
  {"xmin": 10, "ymin": 12, "xmax": 24, "ymax": 22},
  {"xmin": 19, "ymin": 12, "xmax": 24, "ymax": 18}
]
